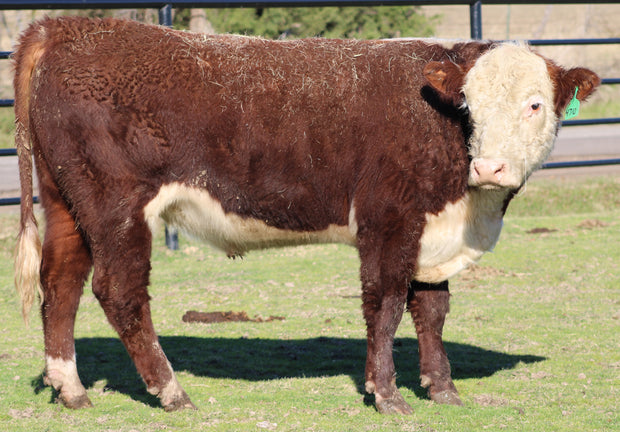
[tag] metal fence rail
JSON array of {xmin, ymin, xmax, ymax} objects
[{"xmin": 1, "ymin": 0, "xmax": 619, "ymax": 210}]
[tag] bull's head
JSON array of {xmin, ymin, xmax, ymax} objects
[{"xmin": 424, "ymin": 43, "xmax": 600, "ymax": 190}]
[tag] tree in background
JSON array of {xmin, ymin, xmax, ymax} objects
[{"xmin": 175, "ymin": 6, "xmax": 437, "ymax": 39}]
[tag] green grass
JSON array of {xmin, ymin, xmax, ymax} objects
[
  {"xmin": 0, "ymin": 109, "xmax": 14, "ymax": 148},
  {"xmin": 579, "ymin": 98, "xmax": 620, "ymax": 120},
  {"xmin": 0, "ymin": 177, "xmax": 619, "ymax": 431},
  {"xmin": 578, "ymin": 84, "xmax": 620, "ymax": 120}
]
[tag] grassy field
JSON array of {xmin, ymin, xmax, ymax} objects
[
  {"xmin": 0, "ymin": 108, "xmax": 14, "ymax": 148},
  {"xmin": 0, "ymin": 176, "xmax": 618, "ymax": 431}
]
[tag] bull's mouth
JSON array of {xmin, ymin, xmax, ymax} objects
[
  {"xmin": 468, "ymin": 176, "xmax": 524, "ymax": 191},
  {"xmin": 469, "ymin": 180, "xmax": 504, "ymax": 190}
]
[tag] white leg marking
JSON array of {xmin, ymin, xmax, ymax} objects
[
  {"xmin": 143, "ymin": 343, "xmax": 187, "ymax": 404},
  {"xmin": 45, "ymin": 355, "xmax": 88, "ymax": 398},
  {"xmin": 155, "ymin": 368, "xmax": 186, "ymax": 406}
]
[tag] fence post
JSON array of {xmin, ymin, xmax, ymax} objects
[
  {"xmin": 165, "ymin": 225, "xmax": 179, "ymax": 250},
  {"xmin": 159, "ymin": 4, "xmax": 173, "ymax": 27},
  {"xmin": 469, "ymin": 0, "xmax": 482, "ymax": 39}
]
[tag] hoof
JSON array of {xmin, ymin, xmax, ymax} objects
[
  {"xmin": 59, "ymin": 393, "xmax": 94, "ymax": 409},
  {"xmin": 430, "ymin": 389, "xmax": 463, "ymax": 406},
  {"xmin": 375, "ymin": 393, "xmax": 414, "ymax": 415},
  {"xmin": 163, "ymin": 393, "xmax": 197, "ymax": 412}
]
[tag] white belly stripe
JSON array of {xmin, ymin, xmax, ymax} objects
[
  {"xmin": 143, "ymin": 183, "xmax": 357, "ymax": 256},
  {"xmin": 144, "ymin": 183, "xmax": 505, "ymax": 282}
]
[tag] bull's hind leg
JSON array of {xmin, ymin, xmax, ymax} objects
[
  {"xmin": 407, "ymin": 281, "xmax": 462, "ymax": 405},
  {"xmin": 40, "ymin": 193, "xmax": 93, "ymax": 408},
  {"xmin": 90, "ymin": 216, "xmax": 195, "ymax": 411}
]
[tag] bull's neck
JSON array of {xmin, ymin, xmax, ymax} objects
[{"xmin": 467, "ymin": 186, "xmax": 514, "ymax": 223}]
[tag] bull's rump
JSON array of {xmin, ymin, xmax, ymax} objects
[{"xmin": 26, "ymin": 17, "xmax": 469, "ymax": 239}]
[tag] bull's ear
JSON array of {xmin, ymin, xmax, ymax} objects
[
  {"xmin": 423, "ymin": 60, "xmax": 466, "ymax": 105},
  {"xmin": 548, "ymin": 63, "xmax": 601, "ymax": 115},
  {"xmin": 567, "ymin": 67, "xmax": 600, "ymax": 101}
]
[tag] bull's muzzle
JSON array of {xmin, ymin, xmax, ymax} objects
[{"xmin": 469, "ymin": 158, "xmax": 519, "ymax": 189}]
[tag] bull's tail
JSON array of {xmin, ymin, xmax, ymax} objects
[{"xmin": 13, "ymin": 23, "xmax": 47, "ymax": 324}]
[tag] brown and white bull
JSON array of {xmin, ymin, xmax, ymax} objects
[{"xmin": 14, "ymin": 17, "xmax": 599, "ymax": 413}]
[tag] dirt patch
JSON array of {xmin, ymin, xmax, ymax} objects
[
  {"xmin": 473, "ymin": 394, "xmax": 510, "ymax": 407},
  {"xmin": 8, "ymin": 408, "xmax": 35, "ymax": 419},
  {"xmin": 526, "ymin": 227, "xmax": 558, "ymax": 234},
  {"xmin": 577, "ymin": 219, "xmax": 609, "ymax": 229},
  {"xmin": 182, "ymin": 310, "xmax": 285, "ymax": 324},
  {"xmin": 458, "ymin": 265, "xmax": 516, "ymax": 282},
  {"xmin": 456, "ymin": 265, "xmax": 526, "ymax": 289}
]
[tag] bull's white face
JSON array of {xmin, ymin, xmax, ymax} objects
[{"xmin": 463, "ymin": 43, "xmax": 558, "ymax": 190}]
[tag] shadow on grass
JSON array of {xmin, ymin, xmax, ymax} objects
[{"xmin": 30, "ymin": 336, "xmax": 545, "ymax": 407}]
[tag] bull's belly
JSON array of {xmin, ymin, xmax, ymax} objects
[
  {"xmin": 143, "ymin": 183, "xmax": 358, "ymax": 256},
  {"xmin": 144, "ymin": 184, "xmax": 503, "ymax": 283}
]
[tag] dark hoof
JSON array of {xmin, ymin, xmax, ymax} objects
[
  {"xmin": 59, "ymin": 393, "xmax": 94, "ymax": 409},
  {"xmin": 430, "ymin": 390, "xmax": 463, "ymax": 406},
  {"xmin": 163, "ymin": 394, "xmax": 197, "ymax": 412},
  {"xmin": 375, "ymin": 394, "xmax": 414, "ymax": 415}
]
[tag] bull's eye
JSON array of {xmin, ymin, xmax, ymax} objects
[{"xmin": 524, "ymin": 98, "xmax": 544, "ymax": 119}]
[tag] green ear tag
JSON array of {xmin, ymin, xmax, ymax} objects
[{"xmin": 564, "ymin": 87, "xmax": 580, "ymax": 120}]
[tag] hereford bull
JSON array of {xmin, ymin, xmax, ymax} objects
[{"xmin": 14, "ymin": 16, "xmax": 599, "ymax": 413}]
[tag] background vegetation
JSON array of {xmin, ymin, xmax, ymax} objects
[
  {"xmin": 0, "ymin": 176, "xmax": 618, "ymax": 431},
  {"xmin": 175, "ymin": 6, "xmax": 436, "ymax": 39},
  {"xmin": 0, "ymin": 109, "xmax": 13, "ymax": 148}
]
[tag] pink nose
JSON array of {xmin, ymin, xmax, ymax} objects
[{"xmin": 471, "ymin": 159, "xmax": 507, "ymax": 185}]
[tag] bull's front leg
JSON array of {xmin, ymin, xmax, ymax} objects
[
  {"xmin": 362, "ymin": 277, "xmax": 411, "ymax": 414},
  {"xmin": 358, "ymin": 230, "xmax": 415, "ymax": 415},
  {"xmin": 407, "ymin": 281, "xmax": 462, "ymax": 405}
]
